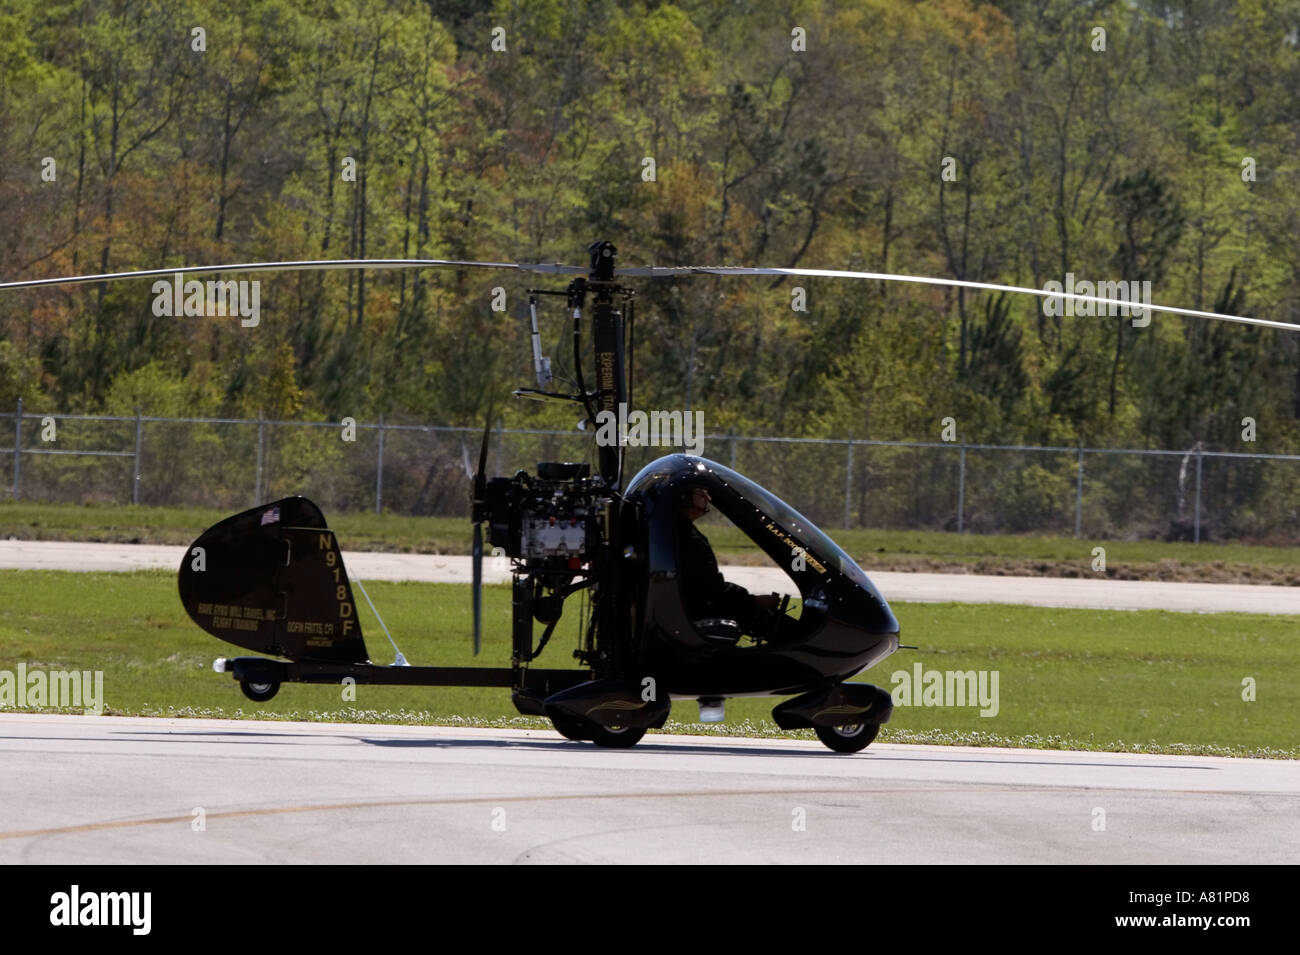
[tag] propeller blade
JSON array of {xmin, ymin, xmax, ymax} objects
[
  {"xmin": 472, "ymin": 522, "xmax": 482, "ymax": 657},
  {"xmin": 0, "ymin": 258, "xmax": 587, "ymax": 292},
  {"xmin": 614, "ymin": 265, "xmax": 1298, "ymax": 333},
  {"xmin": 469, "ymin": 401, "xmax": 496, "ymax": 658},
  {"xmin": 476, "ymin": 408, "xmax": 492, "ymax": 491},
  {"xmin": 470, "ymin": 401, "xmax": 494, "ymax": 520}
]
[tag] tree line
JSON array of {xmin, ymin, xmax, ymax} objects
[{"xmin": 2, "ymin": 0, "xmax": 1298, "ymax": 534}]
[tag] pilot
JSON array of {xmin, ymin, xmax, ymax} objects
[{"xmin": 676, "ymin": 486, "xmax": 781, "ymax": 637}]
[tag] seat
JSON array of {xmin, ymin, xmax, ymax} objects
[{"xmin": 695, "ymin": 618, "xmax": 742, "ymax": 644}]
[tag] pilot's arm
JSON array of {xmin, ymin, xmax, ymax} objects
[{"xmin": 678, "ymin": 517, "xmax": 763, "ymax": 626}]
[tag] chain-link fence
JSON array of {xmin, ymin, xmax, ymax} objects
[{"xmin": 4, "ymin": 400, "xmax": 1300, "ymax": 543}]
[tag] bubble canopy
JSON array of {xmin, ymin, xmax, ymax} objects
[{"xmin": 625, "ymin": 453, "xmax": 885, "ymax": 602}]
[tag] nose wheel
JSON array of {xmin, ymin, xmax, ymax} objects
[{"xmin": 815, "ymin": 722, "xmax": 880, "ymax": 753}]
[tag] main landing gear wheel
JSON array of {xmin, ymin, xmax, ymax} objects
[
  {"xmin": 589, "ymin": 724, "xmax": 647, "ymax": 748},
  {"xmin": 239, "ymin": 678, "xmax": 280, "ymax": 702},
  {"xmin": 550, "ymin": 715, "xmax": 594, "ymax": 741},
  {"xmin": 815, "ymin": 722, "xmax": 880, "ymax": 753}
]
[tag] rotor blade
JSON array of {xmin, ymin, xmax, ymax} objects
[
  {"xmin": 12, "ymin": 254, "xmax": 1287, "ymax": 332},
  {"xmin": 615, "ymin": 266, "xmax": 1299, "ymax": 333},
  {"xmin": 0, "ymin": 258, "xmax": 587, "ymax": 292},
  {"xmin": 472, "ymin": 522, "xmax": 483, "ymax": 657}
]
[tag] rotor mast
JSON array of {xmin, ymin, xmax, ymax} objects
[{"xmin": 581, "ymin": 240, "xmax": 628, "ymax": 490}]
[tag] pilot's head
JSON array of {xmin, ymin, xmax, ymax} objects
[{"xmin": 678, "ymin": 486, "xmax": 711, "ymax": 522}]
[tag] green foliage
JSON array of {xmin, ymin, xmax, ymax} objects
[
  {"xmin": 0, "ymin": 341, "xmax": 44, "ymax": 408},
  {"xmin": 1, "ymin": 0, "xmax": 1298, "ymax": 536}
]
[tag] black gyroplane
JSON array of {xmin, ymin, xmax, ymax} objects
[
  {"xmin": 3, "ymin": 241, "xmax": 1293, "ymax": 752},
  {"xmin": 179, "ymin": 241, "xmax": 900, "ymax": 752}
]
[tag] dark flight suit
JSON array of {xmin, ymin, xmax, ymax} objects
[{"xmin": 677, "ymin": 513, "xmax": 763, "ymax": 632}]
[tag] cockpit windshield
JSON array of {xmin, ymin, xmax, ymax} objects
[{"xmin": 698, "ymin": 459, "xmax": 878, "ymax": 593}]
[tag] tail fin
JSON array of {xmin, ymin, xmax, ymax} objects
[{"xmin": 177, "ymin": 497, "xmax": 369, "ymax": 663}]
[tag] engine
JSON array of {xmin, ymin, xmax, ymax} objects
[{"xmin": 481, "ymin": 461, "xmax": 612, "ymax": 572}]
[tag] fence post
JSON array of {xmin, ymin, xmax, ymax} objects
[
  {"xmin": 957, "ymin": 444, "xmax": 966, "ymax": 533},
  {"xmin": 729, "ymin": 429, "xmax": 736, "ymax": 470},
  {"xmin": 1194, "ymin": 450, "xmax": 1203, "ymax": 543},
  {"xmin": 1074, "ymin": 448, "xmax": 1084, "ymax": 538},
  {"xmin": 255, "ymin": 417, "xmax": 265, "ymax": 504},
  {"xmin": 11, "ymin": 397, "xmax": 20, "ymax": 500},
  {"xmin": 375, "ymin": 413, "xmax": 385, "ymax": 515},
  {"xmin": 132, "ymin": 410, "xmax": 143, "ymax": 505},
  {"xmin": 843, "ymin": 439, "xmax": 853, "ymax": 529}
]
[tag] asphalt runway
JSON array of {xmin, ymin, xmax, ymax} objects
[
  {"xmin": 1, "ymin": 714, "xmax": 1296, "ymax": 864},
  {"xmin": 3, "ymin": 540, "xmax": 1298, "ymax": 614},
  {"xmin": 4, "ymin": 542, "xmax": 1296, "ymax": 865}
]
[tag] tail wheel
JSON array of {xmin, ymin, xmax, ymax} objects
[
  {"xmin": 239, "ymin": 678, "xmax": 279, "ymax": 702},
  {"xmin": 815, "ymin": 722, "xmax": 880, "ymax": 753},
  {"xmin": 589, "ymin": 724, "xmax": 647, "ymax": 748}
]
